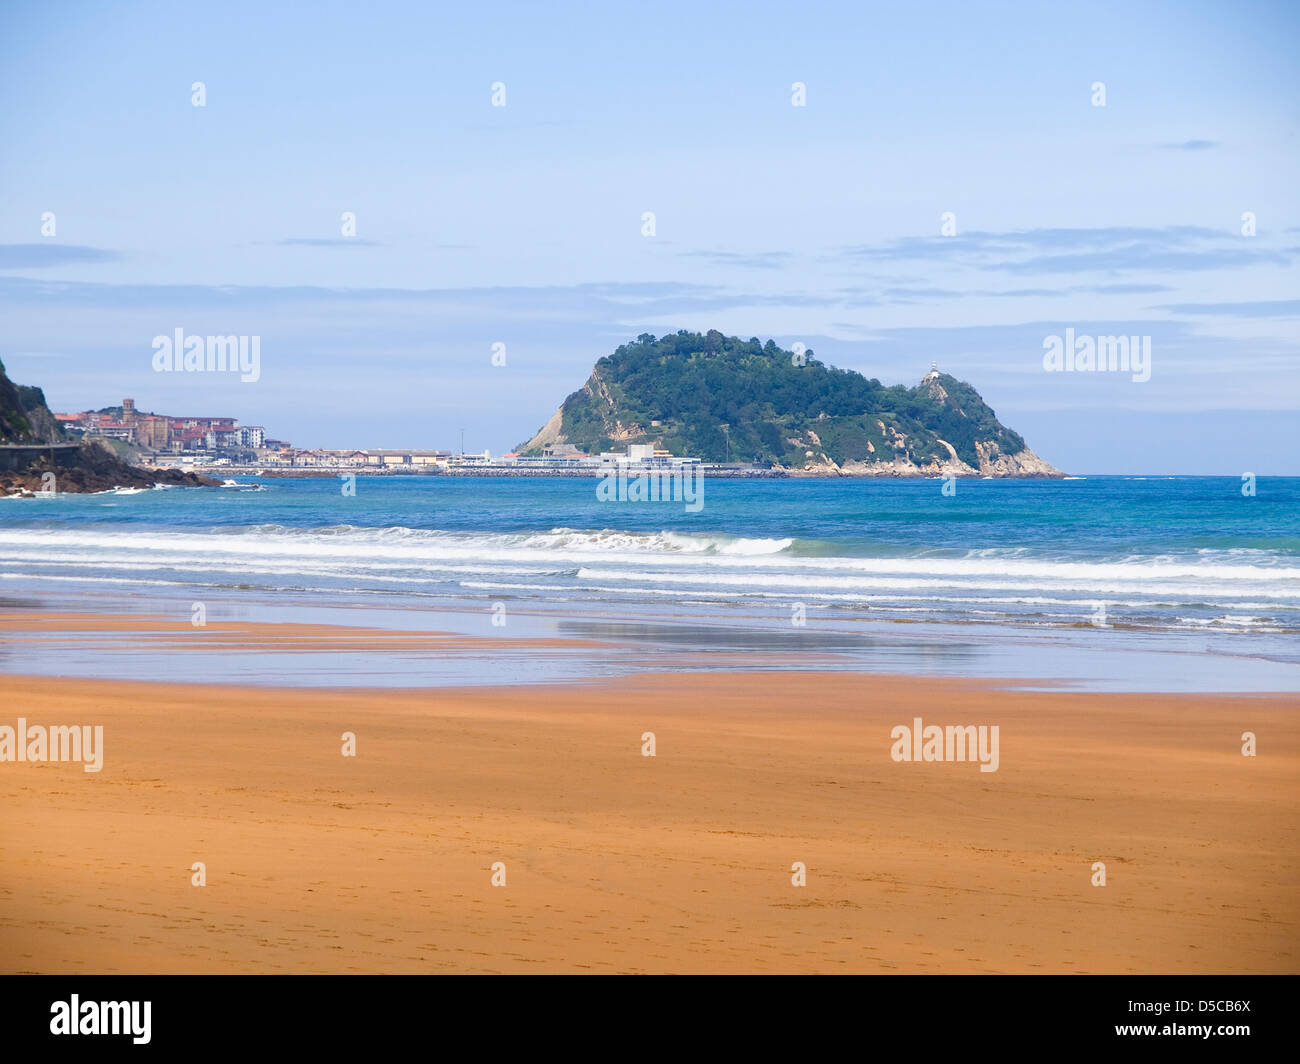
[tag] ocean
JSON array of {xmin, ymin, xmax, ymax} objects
[{"xmin": 2, "ymin": 475, "xmax": 1298, "ymax": 691}]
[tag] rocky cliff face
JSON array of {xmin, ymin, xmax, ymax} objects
[
  {"xmin": 0, "ymin": 358, "xmax": 65, "ymax": 444},
  {"xmin": 831, "ymin": 444, "xmax": 1059, "ymax": 478},
  {"xmin": 795, "ymin": 376, "xmax": 1062, "ymax": 478}
]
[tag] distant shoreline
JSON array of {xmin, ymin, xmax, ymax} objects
[{"xmin": 166, "ymin": 465, "xmax": 1067, "ymax": 480}]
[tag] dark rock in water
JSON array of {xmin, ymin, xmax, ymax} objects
[{"xmin": 0, "ymin": 441, "xmax": 219, "ymax": 496}]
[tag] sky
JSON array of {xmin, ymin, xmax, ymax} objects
[{"xmin": 1, "ymin": 0, "xmax": 1296, "ymax": 473}]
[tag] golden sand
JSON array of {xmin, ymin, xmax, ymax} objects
[{"xmin": 2, "ymin": 651, "xmax": 1296, "ymax": 973}]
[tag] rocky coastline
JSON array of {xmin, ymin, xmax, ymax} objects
[{"xmin": 1, "ymin": 442, "xmax": 219, "ymax": 497}]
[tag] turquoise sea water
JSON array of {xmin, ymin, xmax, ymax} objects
[{"xmin": 2, "ymin": 475, "xmax": 1298, "ymax": 691}]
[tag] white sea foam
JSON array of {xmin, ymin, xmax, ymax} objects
[{"xmin": 1, "ymin": 523, "xmax": 1297, "ymax": 631}]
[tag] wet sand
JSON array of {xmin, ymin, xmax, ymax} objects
[{"xmin": 1, "ymin": 652, "xmax": 1296, "ymax": 973}]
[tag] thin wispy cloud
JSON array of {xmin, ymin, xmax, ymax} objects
[
  {"xmin": 0, "ymin": 275, "xmax": 841, "ymax": 318},
  {"xmin": 847, "ymin": 282, "xmax": 1175, "ymax": 303},
  {"xmin": 277, "ymin": 238, "xmax": 383, "ymax": 248},
  {"xmin": 1089, "ymin": 283, "xmax": 1172, "ymax": 294},
  {"xmin": 841, "ymin": 226, "xmax": 1289, "ymax": 275},
  {"xmin": 984, "ymin": 287, "xmax": 1059, "ymax": 298},
  {"xmin": 880, "ymin": 286, "xmax": 962, "ymax": 300},
  {"xmin": 678, "ymin": 250, "xmax": 794, "ymax": 270},
  {"xmin": 1155, "ymin": 299, "xmax": 1300, "ymax": 317},
  {"xmin": 0, "ymin": 244, "xmax": 121, "ymax": 269}
]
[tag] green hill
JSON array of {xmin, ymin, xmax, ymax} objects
[{"xmin": 518, "ymin": 331, "xmax": 1061, "ymax": 476}]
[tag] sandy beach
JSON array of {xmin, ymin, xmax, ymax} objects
[{"xmin": 2, "ymin": 622, "xmax": 1296, "ymax": 974}]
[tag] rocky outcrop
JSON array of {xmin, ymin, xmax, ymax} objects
[
  {"xmin": 0, "ymin": 441, "xmax": 218, "ymax": 496},
  {"xmin": 831, "ymin": 445, "xmax": 1059, "ymax": 478},
  {"xmin": 973, "ymin": 443, "xmax": 1061, "ymax": 478},
  {"xmin": 0, "ymin": 360, "xmax": 218, "ymax": 495},
  {"xmin": 525, "ymin": 407, "xmax": 566, "ymax": 451},
  {"xmin": 0, "ymin": 359, "xmax": 63, "ymax": 444}
]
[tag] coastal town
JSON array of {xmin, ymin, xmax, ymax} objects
[{"xmin": 53, "ymin": 398, "xmax": 771, "ymax": 476}]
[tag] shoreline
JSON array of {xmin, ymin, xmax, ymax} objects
[
  {"xmin": 1, "ymin": 599, "xmax": 1296, "ymax": 694},
  {"xmin": 2, "ymin": 668, "xmax": 1296, "ymax": 974},
  {"xmin": 142, "ymin": 465, "xmax": 1068, "ymax": 480}
]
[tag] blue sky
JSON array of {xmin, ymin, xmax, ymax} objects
[{"xmin": 1, "ymin": 0, "xmax": 1297, "ymax": 472}]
